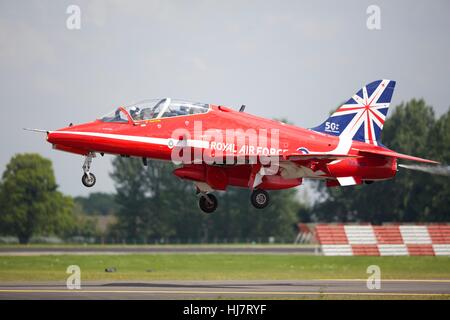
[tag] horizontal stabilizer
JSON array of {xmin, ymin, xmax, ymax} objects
[{"xmin": 358, "ymin": 149, "xmax": 439, "ymax": 164}]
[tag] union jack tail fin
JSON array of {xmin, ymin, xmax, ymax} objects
[{"xmin": 311, "ymin": 79, "xmax": 396, "ymax": 146}]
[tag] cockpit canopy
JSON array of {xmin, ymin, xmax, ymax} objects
[{"xmin": 100, "ymin": 98, "xmax": 209, "ymax": 123}]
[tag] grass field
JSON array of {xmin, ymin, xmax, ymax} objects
[
  {"xmin": 0, "ymin": 254, "xmax": 449, "ymax": 282},
  {"xmin": 0, "ymin": 244, "xmax": 314, "ymax": 248}
]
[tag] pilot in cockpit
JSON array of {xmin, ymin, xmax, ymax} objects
[
  {"xmin": 129, "ymin": 106, "xmax": 140, "ymax": 120},
  {"xmin": 113, "ymin": 108, "xmax": 123, "ymax": 122}
]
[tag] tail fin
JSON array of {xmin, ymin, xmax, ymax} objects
[{"xmin": 311, "ymin": 79, "xmax": 396, "ymax": 146}]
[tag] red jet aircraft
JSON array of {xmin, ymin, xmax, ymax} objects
[{"xmin": 26, "ymin": 80, "xmax": 437, "ymax": 213}]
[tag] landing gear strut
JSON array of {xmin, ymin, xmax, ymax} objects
[
  {"xmin": 250, "ymin": 189, "xmax": 269, "ymax": 209},
  {"xmin": 81, "ymin": 153, "xmax": 96, "ymax": 188},
  {"xmin": 198, "ymin": 193, "xmax": 218, "ymax": 214}
]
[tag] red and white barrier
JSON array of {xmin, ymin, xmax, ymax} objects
[{"xmin": 315, "ymin": 224, "xmax": 450, "ymax": 256}]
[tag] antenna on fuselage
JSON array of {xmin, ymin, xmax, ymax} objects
[{"xmin": 239, "ymin": 105, "xmax": 246, "ymax": 112}]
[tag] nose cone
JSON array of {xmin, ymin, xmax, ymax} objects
[
  {"xmin": 47, "ymin": 122, "xmax": 95, "ymax": 145},
  {"xmin": 46, "ymin": 129, "xmax": 71, "ymax": 146},
  {"xmin": 46, "ymin": 124, "xmax": 94, "ymax": 156},
  {"xmin": 46, "ymin": 123, "xmax": 83, "ymax": 145},
  {"xmin": 46, "ymin": 127, "xmax": 70, "ymax": 145}
]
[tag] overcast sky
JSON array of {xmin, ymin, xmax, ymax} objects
[{"xmin": 1, "ymin": 0, "xmax": 449, "ymax": 197}]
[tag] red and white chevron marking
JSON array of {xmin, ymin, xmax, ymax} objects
[{"xmin": 315, "ymin": 224, "xmax": 450, "ymax": 256}]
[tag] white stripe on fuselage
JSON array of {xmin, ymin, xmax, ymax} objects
[
  {"xmin": 53, "ymin": 131, "xmax": 209, "ymax": 149},
  {"xmin": 56, "ymin": 130, "xmax": 354, "ymax": 158}
]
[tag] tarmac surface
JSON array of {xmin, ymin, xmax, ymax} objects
[
  {"xmin": 0, "ymin": 279, "xmax": 449, "ymax": 299},
  {"xmin": 0, "ymin": 245, "xmax": 317, "ymax": 255}
]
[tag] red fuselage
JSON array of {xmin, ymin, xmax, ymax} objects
[{"xmin": 47, "ymin": 104, "xmax": 397, "ymax": 190}]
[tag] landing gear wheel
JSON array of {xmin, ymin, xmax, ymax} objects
[
  {"xmin": 199, "ymin": 194, "xmax": 218, "ymax": 214},
  {"xmin": 251, "ymin": 189, "xmax": 269, "ymax": 209},
  {"xmin": 82, "ymin": 173, "xmax": 96, "ymax": 187}
]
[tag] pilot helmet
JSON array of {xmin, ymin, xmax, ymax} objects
[{"xmin": 129, "ymin": 106, "xmax": 139, "ymax": 116}]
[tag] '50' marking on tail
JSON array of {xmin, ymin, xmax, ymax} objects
[{"xmin": 325, "ymin": 122, "xmax": 340, "ymax": 133}]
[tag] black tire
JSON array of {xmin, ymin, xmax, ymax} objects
[
  {"xmin": 199, "ymin": 194, "xmax": 218, "ymax": 213},
  {"xmin": 82, "ymin": 173, "xmax": 96, "ymax": 187},
  {"xmin": 251, "ymin": 189, "xmax": 269, "ymax": 209}
]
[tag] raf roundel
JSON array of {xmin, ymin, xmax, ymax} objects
[{"xmin": 297, "ymin": 147, "xmax": 310, "ymax": 155}]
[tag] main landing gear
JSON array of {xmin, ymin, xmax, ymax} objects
[
  {"xmin": 198, "ymin": 193, "xmax": 218, "ymax": 214},
  {"xmin": 250, "ymin": 189, "xmax": 270, "ymax": 209},
  {"xmin": 197, "ymin": 189, "xmax": 270, "ymax": 214},
  {"xmin": 81, "ymin": 153, "xmax": 96, "ymax": 188}
]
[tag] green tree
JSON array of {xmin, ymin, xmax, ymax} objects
[
  {"xmin": 0, "ymin": 153, "xmax": 74, "ymax": 243},
  {"xmin": 111, "ymin": 157, "xmax": 180, "ymax": 242},
  {"xmin": 210, "ymin": 188, "xmax": 299, "ymax": 242},
  {"xmin": 110, "ymin": 156, "xmax": 301, "ymax": 243},
  {"xmin": 425, "ymin": 107, "xmax": 450, "ymax": 221},
  {"xmin": 74, "ymin": 192, "xmax": 119, "ymax": 216},
  {"xmin": 63, "ymin": 201, "xmax": 102, "ymax": 241}
]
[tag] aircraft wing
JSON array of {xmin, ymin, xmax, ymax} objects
[{"xmin": 357, "ymin": 149, "xmax": 439, "ymax": 164}]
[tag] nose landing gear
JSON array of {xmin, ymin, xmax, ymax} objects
[
  {"xmin": 81, "ymin": 153, "xmax": 96, "ymax": 188},
  {"xmin": 82, "ymin": 173, "xmax": 96, "ymax": 187}
]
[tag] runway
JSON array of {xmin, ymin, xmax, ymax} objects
[
  {"xmin": 1, "ymin": 279, "xmax": 449, "ymax": 299},
  {"xmin": 0, "ymin": 245, "xmax": 317, "ymax": 256}
]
